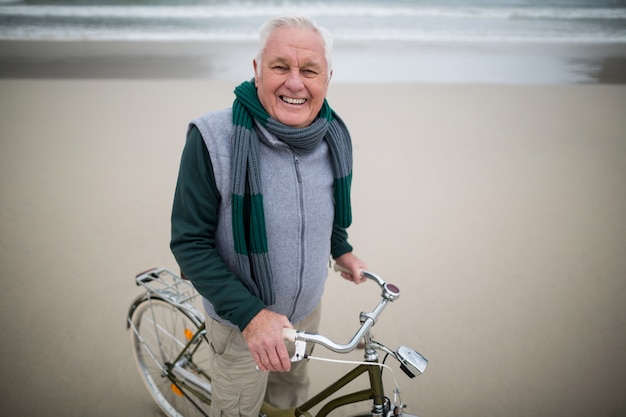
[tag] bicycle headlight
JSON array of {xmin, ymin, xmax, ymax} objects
[{"xmin": 396, "ymin": 346, "xmax": 428, "ymax": 378}]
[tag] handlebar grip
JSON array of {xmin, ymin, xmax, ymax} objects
[
  {"xmin": 282, "ymin": 328, "xmax": 297, "ymax": 342},
  {"xmin": 333, "ymin": 263, "xmax": 359, "ymax": 275}
]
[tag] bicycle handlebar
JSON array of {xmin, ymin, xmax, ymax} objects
[
  {"xmin": 283, "ymin": 266, "xmax": 401, "ymax": 354},
  {"xmin": 333, "ymin": 264, "xmax": 383, "ymax": 287}
]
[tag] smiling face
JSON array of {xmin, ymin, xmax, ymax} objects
[{"xmin": 254, "ymin": 26, "xmax": 331, "ymax": 128}]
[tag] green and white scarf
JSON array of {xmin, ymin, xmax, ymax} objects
[{"xmin": 231, "ymin": 79, "xmax": 352, "ymax": 305}]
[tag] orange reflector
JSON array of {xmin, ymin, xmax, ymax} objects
[
  {"xmin": 184, "ymin": 328, "xmax": 193, "ymax": 341},
  {"xmin": 171, "ymin": 383, "xmax": 183, "ymax": 397}
]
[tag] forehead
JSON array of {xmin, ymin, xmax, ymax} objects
[{"xmin": 263, "ymin": 26, "xmax": 327, "ymax": 67}]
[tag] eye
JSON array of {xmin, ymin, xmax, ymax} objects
[
  {"xmin": 271, "ymin": 65, "xmax": 289, "ymax": 74},
  {"xmin": 302, "ymin": 68, "xmax": 319, "ymax": 78}
]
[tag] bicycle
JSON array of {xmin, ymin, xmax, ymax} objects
[{"xmin": 127, "ymin": 266, "xmax": 428, "ymax": 417}]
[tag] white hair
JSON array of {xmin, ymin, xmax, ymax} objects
[{"xmin": 255, "ymin": 15, "xmax": 333, "ymax": 79}]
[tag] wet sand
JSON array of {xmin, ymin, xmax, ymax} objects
[
  {"xmin": 0, "ymin": 79, "xmax": 625, "ymax": 416},
  {"xmin": 2, "ymin": 40, "xmax": 626, "ymax": 84}
]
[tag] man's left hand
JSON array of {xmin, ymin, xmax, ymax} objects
[{"xmin": 335, "ymin": 252, "xmax": 368, "ymax": 284}]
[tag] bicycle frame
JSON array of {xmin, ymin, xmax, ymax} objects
[{"xmin": 283, "ymin": 362, "xmax": 386, "ymax": 417}]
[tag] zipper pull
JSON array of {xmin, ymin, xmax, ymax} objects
[{"xmin": 294, "ymin": 154, "xmax": 302, "ymax": 183}]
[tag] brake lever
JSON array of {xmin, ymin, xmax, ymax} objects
[{"xmin": 291, "ymin": 340, "xmax": 307, "ymax": 362}]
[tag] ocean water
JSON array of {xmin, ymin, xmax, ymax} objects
[
  {"xmin": 1, "ymin": 0, "xmax": 626, "ymax": 83},
  {"xmin": 1, "ymin": 0, "xmax": 625, "ymax": 43}
]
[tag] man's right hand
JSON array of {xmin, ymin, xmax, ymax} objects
[{"xmin": 242, "ymin": 309, "xmax": 293, "ymax": 372}]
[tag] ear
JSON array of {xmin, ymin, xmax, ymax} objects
[{"xmin": 253, "ymin": 59, "xmax": 259, "ymax": 86}]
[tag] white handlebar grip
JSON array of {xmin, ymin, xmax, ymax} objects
[
  {"xmin": 333, "ymin": 264, "xmax": 351, "ymax": 274},
  {"xmin": 282, "ymin": 328, "xmax": 297, "ymax": 342}
]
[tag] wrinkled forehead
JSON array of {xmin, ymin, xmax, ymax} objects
[{"xmin": 263, "ymin": 27, "xmax": 328, "ymax": 69}]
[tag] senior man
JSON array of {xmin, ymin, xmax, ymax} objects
[{"xmin": 170, "ymin": 15, "xmax": 367, "ymax": 416}]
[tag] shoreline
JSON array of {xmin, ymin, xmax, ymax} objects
[{"xmin": 1, "ymin": 39, "xmax": 626, "ymax": 84}]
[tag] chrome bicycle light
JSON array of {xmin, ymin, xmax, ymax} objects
[{"xmin": 397, "ymin": 346, "xmax": 428, "ymax": 378}]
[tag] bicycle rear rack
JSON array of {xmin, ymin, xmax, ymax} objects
[{"xmin": 135, "ymin": 267, "xmax": 200, "ymax": 307}]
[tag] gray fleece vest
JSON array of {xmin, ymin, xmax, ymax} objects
[{"xmin": 192, "ymin": 108, "xmax": 334, "ymax": 326}]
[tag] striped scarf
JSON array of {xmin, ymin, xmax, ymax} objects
[{"xmin": 231, "ymin": 80, "xmax": 352, "ymax": 305}]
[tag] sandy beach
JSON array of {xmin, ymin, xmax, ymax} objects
[{"xmin": 1, "ymin": 73, "xmax": 625, "ymax": 417}]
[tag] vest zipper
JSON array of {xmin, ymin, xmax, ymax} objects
[{"xmin": 290, "ymin": 152, "xmax": 305, "ymax": 319}]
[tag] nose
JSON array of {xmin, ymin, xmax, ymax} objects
[{"xmin": 284, "ymin": 68, "xmax": 305, "ymax": 91}]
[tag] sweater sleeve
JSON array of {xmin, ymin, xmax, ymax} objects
[
  {"xmin": 330, "ymin": 222, "xmax": 353, "ymax": 259},
  {"xmin": 170, "ymin": 125, "xmax": 265, "ymax": 331}
]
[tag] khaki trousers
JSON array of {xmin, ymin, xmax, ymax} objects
[{"xmin": 206, "ymin": 305, "xmax": 321, "ymax": 417}]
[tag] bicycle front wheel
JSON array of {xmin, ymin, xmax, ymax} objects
[{"xmin": 129, "ymin": 297, "xmax": 212, "ymax": 417}]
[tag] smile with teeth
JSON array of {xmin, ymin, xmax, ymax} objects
[{"xmin": 281, "ymin": 96, "xmax": 307, "ymax": 105}]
